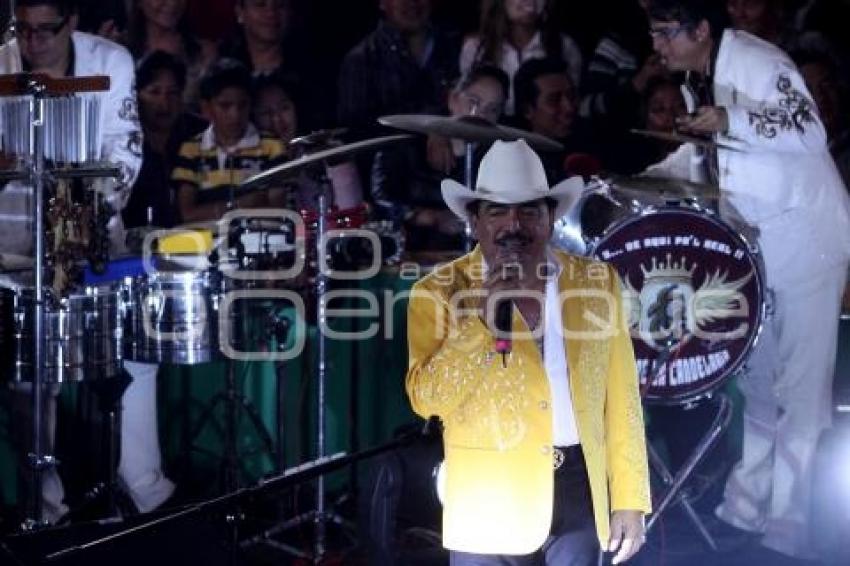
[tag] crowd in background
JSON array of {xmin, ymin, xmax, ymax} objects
[{"xmin": 5, "ymin": 0, "xmax": 849, "ymax": 252}]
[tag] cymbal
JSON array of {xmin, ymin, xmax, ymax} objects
[
  {"xmin": 630, "ymin": 128, "xmax": 742, "ymax": 152},
  {"xmin": 0, "ymin": 253, "xmax": 32, "ymax": 272},
  {"xmin": 241, "ymin": 134, "xmax": 413, "ymax": 189},
  {"xmin": 289, "ymin": 128, "xmax": 348, "ymax": 149},
  {"xmin": 379, "ymin": 114, "xmax": 564, "ymax": 152},
  {"xmin": 608, "ymin": 174, "xmax": 721, "ymax": 202}
]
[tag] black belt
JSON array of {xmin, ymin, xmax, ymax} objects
[{"xmin": 553, "ymin": 445, "xmax": 583, "ymax": 471}]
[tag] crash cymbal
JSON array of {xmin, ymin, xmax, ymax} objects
[
  {"xmin": 379, "ymin": 114, "xmax": 564, "ymax": 152},
  {"xmin": 608, "ymin": 174, "xmax": 721, "ymax": 202},
  {"xmin": 241, "ymin": 134, "xmax": 413, "ymax": 189},
  {"xmin": 289, "ymin": 128, "xmax": 348, "ymax": 149},
  {"xmin": 0, "ymin": 253, "xmax": 33, "ymax": 272},
  {"xmin": 630, "ymin": 128, "xmax": 742, "ymax": 152}
]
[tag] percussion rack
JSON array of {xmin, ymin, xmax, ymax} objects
[{"xmin": 0, "ymin": 73, "xmax": 120, "ymax": 529}]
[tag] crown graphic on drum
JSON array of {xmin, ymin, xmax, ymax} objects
[{"xmin": 641, "ymin": 254, "xmax": 697, "ymax": 283}]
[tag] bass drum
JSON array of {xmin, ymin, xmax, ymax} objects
[{"xmin": 581, "ymin": 204, "xmax": 765, "ymax": 405}]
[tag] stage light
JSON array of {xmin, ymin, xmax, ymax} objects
[{"xmin": 812, "ymin": 414, "xmax": 850, "ymax": 564}]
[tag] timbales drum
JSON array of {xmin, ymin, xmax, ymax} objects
[
  {"xmin": 121, "ymin": 268, "xmax": 226, "ymax": 366},
  {"xmin": 0, "ymin": 286, "xmax": 122, "ymax": 383}
]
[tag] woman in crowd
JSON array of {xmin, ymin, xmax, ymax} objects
[
  {"xmin": 126, "ymin": 0, "xmax": 216, "ymax": 107},
  {"xmin": 459, "ymin": 0, "xmax": 582, "ymax": 116},
  {"xmin": 605, "ymin": 76, "xmax": 686, "ymax": 174},
  {"xmin": 252, "ymin": 72, "xmax": 362, "ymax": 213},
  {"xmin": 123, "ymin": 50, "xmax": 207, "ymax": 236},
  {"xmin": 370, "ymin": 65, "xmax": 509, "ymax": 252},
  {"xmin": 221, "ymin": 0, "xmax": 330, "ymax": 128}
]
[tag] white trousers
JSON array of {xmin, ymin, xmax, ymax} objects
[
  {"xmin": 41, "ymin": 361, "xmax": 173, "ymax": 519},
  {"xmin": 117, "ymin": 360, "xmax": 174, "ymax": 513},
  {"xmin": 716, "ymin": 262, "xmax": 848, "ymax": 559}
]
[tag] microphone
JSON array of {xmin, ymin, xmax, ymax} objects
[
  {"xmin": 494, "ymin": 298, "xmax": 512, "ymax": 357},
  {"xmin": 492, "ymin": 242, "xmax": 521, "ymax": 366}
]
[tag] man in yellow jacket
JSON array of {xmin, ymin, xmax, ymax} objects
[{"xmin": 405, "ymin": 140, "xmax": 651, "ymax": 564}]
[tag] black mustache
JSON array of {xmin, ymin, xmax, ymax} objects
[{"xmin": 495, "ymin": 234, "xmax": 532, "ymax": 249}]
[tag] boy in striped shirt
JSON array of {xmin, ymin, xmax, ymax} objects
[{"xmin": 173, "ymin": 58, "xmax": 286, "ymax": 223}]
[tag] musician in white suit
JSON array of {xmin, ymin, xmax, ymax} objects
[
  {"xmin": 0, "ymin": 0, "xmax": 172, "ymax": 522},
  {"xmin": 644, "ymin": 0, "xmax": 850, "ymax": 559}
]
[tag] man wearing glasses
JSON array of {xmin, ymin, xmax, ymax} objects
[
  {"xmin": 0, "ymin": 0, "xmax": 174, "ymax": 523},
  {"xmin": 644, "ymin": 0, "xmax": 850, "ymax": 560}
]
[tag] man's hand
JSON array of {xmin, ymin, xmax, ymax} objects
[
  {"xmin": 608, "ymin": 510, "xmax": 645, "ymax": 564},
  {"xmin": 675, "ymin": 105, "xmax": 729, "ymax": 135}
]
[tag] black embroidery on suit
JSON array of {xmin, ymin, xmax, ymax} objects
[
  {"xmin": 747, "ymin": 75, "xmax": 815, "ymax": 138},
  {"xmin": 127, "ymin": 130, "xmax": 143, "ymax": 158},
  {"xmin": 119, "ymin": 97, "xmax": 139, "ymax": 122}
]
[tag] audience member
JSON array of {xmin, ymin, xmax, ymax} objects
[
  {"xmin": 580, "ymin": 0, "xmax": 667, "ymax": 135},
  {"xmin": 172, "ymin": 58, "xmax": 286, "ymax": 223},
  {"xmin": 74, "ymin": 0, "xmax": 128, "ymax": 41},
  {"xmin": 789, "ymin": 0, "xmax": 850, "ymax": 63},
  {"xmin": 252, "ymin": 73, "xmax": 362, "ymax": 212},
  {"xmin": 726, "ymin": 0, "xmax": 834, "ymax": 55},
  {"xmin": 726, "ymin": 0, "xmax": 787, "ymax": 47},
  {"xmin": 460, "ymin": 0, "xmax": 582, "ymax": 115},
  {"xmin": 514, "ymin": 57, "xmax": 602, "ymax": 183},
  {"xmin": 219, "ymin": 0, "xmax": 294, "ymax": 74},
  {"xmin": 126, "ymin": 0, "xmax": 216, "ymax": 108},
  {"xmin": 219, "ymin": 0, "xmax": 329, "ymax": 129},
  {"xmin": 794, "ymin": 48, "xmax": 850, "ymax": 188},
  {"xmin": 124, "ymin": 51, "xmax": 207, "ymax": 232},
  {"xmin": 371, "ymin": 64, "xmax": 509, "ymax": 252},
  {"xmin": 337, "ymin": 0, "xmax": 460, "ymax": 137},
  {"xmin": 605, "ymin": 76, "xmax": 687, "ymax": 174}
]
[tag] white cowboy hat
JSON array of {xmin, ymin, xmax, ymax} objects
[{"xmin": 441, "ymin": 139, "xmax": 584, "ymax": 222}]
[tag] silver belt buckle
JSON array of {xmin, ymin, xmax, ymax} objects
[{"xmin": 553, "ymin": 447, "xmax": 565, "ymax": 470}]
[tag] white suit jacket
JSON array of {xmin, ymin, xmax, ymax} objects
[
  {"xmin": 0, "ymin": 31, "xmax": 142, "ymax": 256},
  {"xmin": 647, "ymin": 29, "xmax": 850, "ymax": 286}
]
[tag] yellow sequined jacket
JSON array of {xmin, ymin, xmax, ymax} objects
[{"xmin": 406, "ymin": 247, "xmax": 651, "ymax": 555}]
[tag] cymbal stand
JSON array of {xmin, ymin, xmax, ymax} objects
[
  {"xmin": 242, "ymin": 165, "xmax": 356, "ymax": 563},
  {"xmin": 188, "ymin": 266, "xmax": 277, "ymax": 493},
  {"xmin": 314, "ymin": 167, "xmax": 332, "ymax": 558},
  {"xmin": 26, "ymin": 77, "xmax": 49, "ymax": 530},
  {"xmin": 462, "ymin": 141, "xmax": 475, "ymax": 252}
]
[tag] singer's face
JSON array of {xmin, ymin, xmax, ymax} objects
[{"xmin": 471, "ymin": 199, "xmax": 554, "ymax": 269}]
